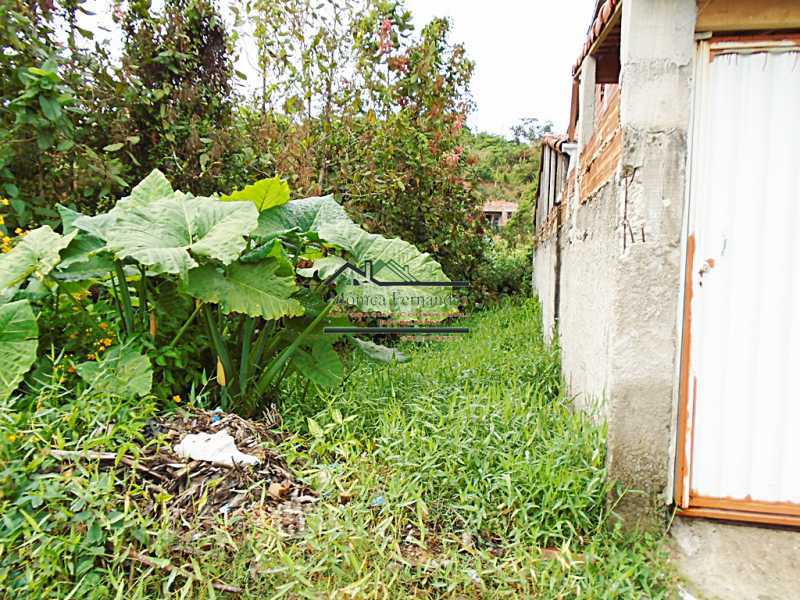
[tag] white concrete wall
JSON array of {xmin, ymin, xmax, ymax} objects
[
  {"xmin": 607, "ymin": 0, "xmax": 695, "ymax": 526},
  {"xmin": 532, "ymin": 0, "xmax": 696, "ymax": 527},
  {"xmin": 558, "ymin": 184, "xmax": 617, "ymax": 416},
  {"xmin": 533, "ymin": 235, "xmax": 557, "ymax": 340}
]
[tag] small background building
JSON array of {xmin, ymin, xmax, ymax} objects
[
  {"xmin": 482, "ymin": 200, "xmax": 517, "ymax": 228},
  {"xmin": 534, "ymin": 0, "xmax": 800, "ymax": 528}
]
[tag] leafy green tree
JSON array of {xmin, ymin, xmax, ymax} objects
[
  {"xmin": 2, "ymin": 0, "xmax": 496, "ymax": 283},
  {"xmin": 0, "ymin": 0, "xmax": 131, "ymax": 227},
  {"xmin": 118, "ymin": 0, "xmax": 237, "ymax": 193},
  {"xmin": 237, "ymin": 0, "xmax": 487, "ymax": 280},
  {"xmin": 466, "ymin": 131, "xmax": 541, "ymax": 247},
  {"xmin": 329, "ymin": 9, "xmax": 486, "ymax": 280},
  {"xmin": 511, "ymin": 116, "xmax": 553, "ymax": 144}
]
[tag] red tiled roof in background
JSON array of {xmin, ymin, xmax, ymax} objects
[{"xmin": 482, "ymin": 200, "xmax": 518, "ymax": 212}]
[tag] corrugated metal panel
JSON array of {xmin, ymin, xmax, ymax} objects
[{"xmin": 684, "ymin": 49, "xmax": 800, "ymax": 508}]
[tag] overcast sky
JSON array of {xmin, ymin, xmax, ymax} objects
[
  {"xmin": 81, "ymin": 0, "xmax": 594, "ymax": 138},
  {"xmin": 405, "ymin": 0, "xmax": 594, "ymax": 135}
]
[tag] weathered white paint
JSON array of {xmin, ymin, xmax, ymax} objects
[
  {"xmin": 684, "ymin": 48, "xmax": 800, "ymax": 505},
  {"xmin": 534, "ymin": 0, "xmax": 697, "ymax": 527}
]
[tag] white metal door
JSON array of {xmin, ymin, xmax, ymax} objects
[{"xmin": 678, "ymin": 44, "xmax": 800, "ymax": 522}]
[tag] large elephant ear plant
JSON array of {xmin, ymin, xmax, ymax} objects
[{"xmin": 0, "ymin": 171, "xmax": 458, "ymax": 413}]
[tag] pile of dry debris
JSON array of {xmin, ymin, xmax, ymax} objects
[{"xmin": 51, "ymin": 408, "xmax": 316, "ymax": 536}]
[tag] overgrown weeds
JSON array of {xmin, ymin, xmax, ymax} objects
[
  {"xmin": 0, "ymin": 299, "xmax": 674, "ymax": 598},
  {"xmin": 234, "ymin": 298, "xmax": 676, "ymax": 597},
  {"xmin": 0, "ymin": 356, "xmax": 162, "ymax": 598}
]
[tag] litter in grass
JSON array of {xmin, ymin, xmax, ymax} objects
[
  {"xmin": 49, "ymin": 408, "xmax": 316, "ymax": 533},
  {"xmin": 173, "ymin": 429, "xmax": 261, "ymax": 466}
]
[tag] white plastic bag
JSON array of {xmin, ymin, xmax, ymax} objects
[{"xmin": 173, "ymin": 429, "xmax": 260, "ymax": 467}]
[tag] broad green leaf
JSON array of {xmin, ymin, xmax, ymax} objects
[
  {"xmin": 57, "ymin": 204, "xmax": 82, "ymax": 234},
  {"xmin": 239, "ymin": 238, "xmax": 291, "ymax": 270},
  {"xmin": 36, "ymin": 129, "xmax": 54, "ymax": 150},
  {"xmin": 0, "ymin": 226, "xmax": 76, "ymax": 290},
  {"xmin": 318, "ymin": 223, "xmax": 459, "ymax": 321},
  {"xmin": 72, "ymin": 212, "xmax": 118, "ymax": 241},
  {"xmin": 73, "ymin": 169, "xmax": 174, "ymax": 241},
  {"xmin": 102, "ymin": 142, "xmax": 124, "ymax": 152},
  {"xmin": 293, "ymin": 339, "xmax": 343, "ymax": 388},
  {"xmin": 307, "ymin": 417, "xmax": 324, "ymax": 438},
  {"xmin": 254, "ymin": 194, "xmax": 353, "ymax": 240},
  {"xmin": 183, "ymin": 260, "xmax": 303, "ymax": 319},
  {"xmin": 28, "ymin": 66, "xmax": 54, "ymax": 78},
  {"xmin": 296, "ymin": 255, "xmax": 345, "ymax": 279},
  {"xmin": 0, "ymin": 285, "xmax": 19, "ymax": 306},
  {"xmin": 106, "ymin": 193, "xmax": 258, "ymax": 278},
  {"xmin": 13, "ymin": 278, "xmax": 50, "ymax": 301},
  {"xmin": 282, "ymin": 285, "xmax": 351, "ymax": 333},
  {"xmin": 266, "ymin": 195, "xmax": 459, "ymax": 320},
  {"xmin": 3, "ymin": 183, "xmax": 19, "ymax": 198},
  {"xmin": 57, "ymin": 232, "xmax": 107, "ymax": 269},
  {"xmin": 38, "ymin": 95, "xmax": 61, "ymax": 121},
  {"xmin": 221, "ymin": 176, "xmax": 290, "ymax": 212},
  {"xmin": 117, "ymin": 169, "xmax": 173, "ymax": 212},
  {"xmin": 0, "ymin": 300, "xmax": 38, "ymax": 400},
  {"xmin": 76, "ymin": 344, "xmax": 152, "ymax": 398},
  {"xmin": 53, "ymin": 232, "xmax": 113, "ymax": 282},
  {"xmin": 349, "ymin": 336, "xmax": 409, "ymax": 363}
]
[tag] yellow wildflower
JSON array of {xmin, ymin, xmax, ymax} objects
[
  {"xmin": 99, "ymin": 322, "xmax": 109, "ymax": 330},
  {"xmin": 172, "ymin": 394, "xmax": 182, "ymax": 404},
  {"xmin": 0, "ymin": 216, "xmax": 4, "ymax": 225},
  {"xmin": 14, "ymin": 227, "xmax": 23, "ymax": 235},
  {"xmin": 86, "ymin": 353, "xmax": 96, "ymax": 360},
  {"xmin": 0, "ymin": 197, "xmax": 9, "ymax": 205},
  {"xmin": 101, "ymin": 337, "xmax": 113, "ymax": 347},
  {"xmin": 6, "ymin": 434, "xmax": 17, "ymax": 443}
]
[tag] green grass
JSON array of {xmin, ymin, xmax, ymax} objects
[
  {"xmin": 220, "ymin": 298, "xmax": 675, "ymax": 598},
  {"xmin": 0, "ymin": 299, "xmax": 675, "ymax": 598}
]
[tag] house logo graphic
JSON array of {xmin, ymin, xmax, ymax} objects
[
  {"xmin": 323, "ymin": 259, "xmax": 468, "ymax": 288},
  {"xmin": 322, "ymin": 260, "xmax": 470, "ymax": 336}
]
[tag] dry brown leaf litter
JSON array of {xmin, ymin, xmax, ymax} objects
[{"xmin": 50, "ymin": 408, "xmax": 316, "ymax": 536}]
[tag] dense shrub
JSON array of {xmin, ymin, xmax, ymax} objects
[
  {"xmin": 0, "ymin": 170, "xmax": 459, "ymax": 415},
  {"xmin": 1, "ymin": 0, "xmax": 490, "ymax": 282},
  {"xmin": 472, "ymin": 240, "xmax": 533, "ymax": 303}
]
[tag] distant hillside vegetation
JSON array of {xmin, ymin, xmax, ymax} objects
[{"xmin": 467, "ymin": 131, "xmax": 543, "ymax": 246}]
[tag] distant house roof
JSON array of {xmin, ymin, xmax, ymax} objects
[{"xmin": 482, "ymin": 200, "xmax": 518, "ymax": 212}]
